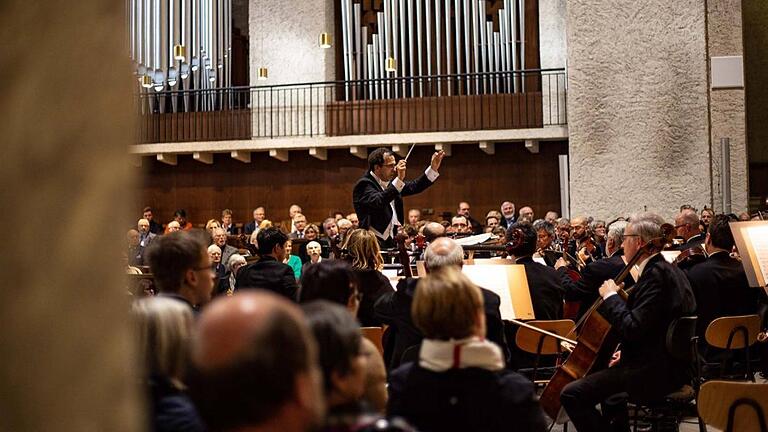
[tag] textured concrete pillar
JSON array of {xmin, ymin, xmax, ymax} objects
[
  {"xmin": 565, "ymin": 0, "xmax": 749, "ymax": 220},
  {"xmin": 249, "ymin": 0, "xmax": 335, "ymax": 85},
  {"xmin": 0, "ymin": 2, "xmax": 140, "ymax": 431},
  {"xmin": 566, "ymin": 0, "xmax": 711, "ymax": 220},
  {"xmin": 707, "ymin": 0, "xmax": 747, "ymax": 214}
]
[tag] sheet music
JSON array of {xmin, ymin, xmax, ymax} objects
[
  {"xmin": 750, "ymin": 225, "xmax": 768, "ymax": 284},
  {"xmin": 462, "ymin": 265, "xmax": 516, "ymax": 319}
]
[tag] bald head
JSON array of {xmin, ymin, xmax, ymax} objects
[
  {"xmin": 423, "ymin": 221, "xmax": 446, "ymax": 242},
  {"xmin": 194, "ymin": 292, "xmax": 306, "ymax": 369},
  {"xmin": 425, "ymin": 237, "xmax": 464, "ymax": 271},
  {"xmin": 189, "ymin": 292, "xmax": 323, "ymax": 430}
]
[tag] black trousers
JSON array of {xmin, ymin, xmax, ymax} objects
[{"xmin": 560, "ymin": 362, "xmax": 681, "ymax": 432}]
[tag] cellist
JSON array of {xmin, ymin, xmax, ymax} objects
[{"xmin": 559, "ymin": 213, "xmax": 696, "ymax": 432}]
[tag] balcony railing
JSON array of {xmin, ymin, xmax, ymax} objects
[{"xmin": 135, "ymin": 68, "xmax": 566, "ymax": 144}]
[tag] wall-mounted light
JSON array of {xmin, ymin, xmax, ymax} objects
[
  {"xmin": 173, "ymin": 44, "xmax": 186, "ymax": 61},
  {"xmin": 319, "ymin": 32, "xmax": 332, "ymax": 48},
  {"xmin": 386, "ymin": 57, "xmax": 397, "ymax": 72},
  {"xmin": 257, "ymin": 67, "xmax": 268, "ymax": 81}
]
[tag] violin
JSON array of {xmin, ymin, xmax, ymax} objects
[{"xmin": 673, "ymin": 245, "xmax": 707, "ymax": 269}]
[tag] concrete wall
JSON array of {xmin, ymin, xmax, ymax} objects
[
  {"xmin": 565, "ymin": 0, "xmax": 748, "ymax": 220},
  {"xmin": 539, "ymin": 0, "xmax": 567, "ymax": 70},
  {"xmin": 707, "ymin": 0, "xmax": 748, "ymax": 214},
  {"xmin": 249, "ymin": 0, "xmax": 335, "ymax": 86},
  {"xmin": 0, "ymin": 1, "xmax": 140, "ymax": 430}
]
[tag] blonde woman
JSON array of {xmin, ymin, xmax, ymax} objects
[
  {"xmin": 133, "ymin": 297, "xmax": 204, "ymax": 432},
  {"xmin": 205, "ymin": 219, "xmax": 221, "ymax": 236},
  {"xmin": 387, "ymin": 268, "xmax": 546, "ymax": 432},
  {"xmin": 343, "ymin": 229, "xmax": 392, "ymax": 327}
]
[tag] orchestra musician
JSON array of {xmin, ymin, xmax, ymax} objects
[
  {"xmin": 673, "ymin": 208, "xmax": 705, "ymax": 250},
  {"xmin": 559, "ymin": 213, "xmax": 696, "ymax": 432},
  {"xmin": 569, "ymin": 216, "xmax": 604, "ymax": 264},
  {"xmin": 352, "ymin": 147, "xmax": 445, "ymax": 248}
]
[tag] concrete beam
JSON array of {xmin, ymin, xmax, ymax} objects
[
  {"xmin": 269, "ymin": 149, "xmax": 289, "ymax": 162},
  {"xmin": 391, "ymin": 144, "xmax": 409, "ymax": 157},
  {"xmin": 349, "ymin": 146, "xmax": 367, "ymax": 159},
  {"xmin": 231, "ymin": 150, "xmax": 251, "ymax": 163},
  {"xmin": 193, "ymin": 151, "xmax": 214, "ymax": 164},
  {"xmin": 478, "ymin": 141, "xmax": 495, "ymax": 155},
  {"xmin": 525, "ymin": 140, "xmax": 540, "ymax": 154},
  {"xmin": 309, "ymin": 147, "xmax": 327, "ymax": 160},
  {"xmin": 435, "ymin": 143, "xmax": 451, "ymax": 156},
  {"xmin": 157, "ymin": 153, "xmax": 177, "ymax": 165}
]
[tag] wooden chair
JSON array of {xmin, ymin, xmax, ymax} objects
[
  {"xmin": 704, "ymin": 314, "xmax": 761, "ymax": 381},
  {"xmin": 514, "ymin": 319, "xmax": 575, "ymax": 383},
  {"xmin": 361, "ymin": 326, "xmax": 384, "ymax": 356},
  {"xmin": 698, "ymin": 381, "xmax": 768, "ymax": 432}
]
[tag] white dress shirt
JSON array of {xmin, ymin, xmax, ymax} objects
[{"xmin": 369, "ymin": 167, "xmax": 439, "ymax": 240}]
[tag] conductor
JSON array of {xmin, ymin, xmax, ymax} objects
[{"xmin": 353, "ymin": 147, "xmax": 445, "ymax": 248}]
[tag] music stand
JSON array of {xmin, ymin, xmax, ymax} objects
[
  {"xmin": 462, "ymin": 264, "xmax": 536, "ymax": 320},
  {"xmin": 730, "ymin": 221, "xmax": 768, "ymax": 292}
]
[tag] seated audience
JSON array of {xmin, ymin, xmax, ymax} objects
[
  {"xmin": 145, "ymin": 230, "xmax": 214, "ymax": 311},
  {"xmin": 212, "ymin": 227, "xmax": 237, "ymax": 265},
  {"xmin": 346, "ymin": 212, "xmax": 359, "ymax": 229},
  {"xmin": 447, "ymin": 215, "xmax": 471, "ymax": 235},
  {"xmin": 220, "ymin": 208, "xmax": 238, "ymax": 235},
  {"xmin": 165, "ymin": 209, "xmax": 193, "ymax": 234},
  {"xmin": 204, "ymin": 219, "xmax": 220, "ymax": 237},
  {"xmin": 302, "ymin": 301, "xmax": 392, "ymax": 429},
  {"xmin": 133, "ymin": 297, "xmax": 204, "ymax": 432},
  {"xmin": 291, "ymin": 213, "xmax": 308, "ymax": 239},
  {"xmin": 298, "ymin": 261, "xmax": 388, "ymax": 413},
  {"xmin": 236, "ymin": 227, "xmax": 298, "ymax": 300},
  {"xmin": 283, "ymin": 238, "xmax": 303, "ymax": 280},
  {"xmin": 127, "ymin": 229, "xmax": 144, "ymax": 266},
  {"xmin": 243, "ymin": 206, "xmax": 266, "ymax": 236},
  {"xmin": 207, "ymin": 244, "xmax": 225, "ymax": 279},
  {"xmin": 344, "ymin": 229, "xmax": 394, "ymax": 327},
  {"xmin": 301, "ymin": 241, "xmax": 324, "ymax": 274},
  {"xmin": 375, "ymin": 237, "xmax": 508, "ymax": 371},
  {"xmin": 387, "ymin": 268, "xmax": 547, "ymax": 432},
  {"xmin": 456, "ymin": 201, "xmax": 483, "ymax": 235},
  {"xmin": 143, "ymin": 206, "xmax": 164, "ymax": 234},
  {"xmin": 188, "ymin": 292, "xmax": 325, "ymax": 432},
  {"xmin": 138, "ymin": 218, "xmax": 157, "ymax": 248},
  {"xmin": 165, "ymin": 220, "xmax": 181, "ymax": 233},
  {"xmin": 518, "ymin": 206, "xmax": 534, "ymax": 223},
  {"xmin": 337, "ymin": 218, "xmax": 353, "ymax": 240},
  {"xmin": 407, "ymin": 208, "xmax": 421, "ymax": 225},
  {"xmin": 499, "ymin": 201, "xmax": 516, "ymax": 228},
  {"xmin": 216, "ymin": 253, "xmax": 246, "ymax": 296}
]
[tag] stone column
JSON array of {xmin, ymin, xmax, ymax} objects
[
  {"xmin": 565, "ymin": 0, "xmax": 748, "ymax": 220},
  {"xmin": 0, "ymin": 2, "xmax": 140, "ymax": 431}
]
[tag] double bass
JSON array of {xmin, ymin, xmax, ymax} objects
[{"xmin": 537, "ymin": 237, "xmax": 664, "ymax": 422}]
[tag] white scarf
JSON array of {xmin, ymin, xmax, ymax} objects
[{"xmin": 419, "ymin": 336, "xmax": 505, "ymax": 372}]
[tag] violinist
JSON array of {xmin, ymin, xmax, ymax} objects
[
  {"xmin": 555, "ymin": 221, "xmax": 635, "ymax": 321},
  {"xmin": 591, "ymin": 219, "xmax": 608, "ymax": 257},
  {"xmin": 570, "ymin": 216, "xmax": 604, "ymax": 264},
  {"xmin": 560, "ymin": 213, "xmax": 696, "ymax": 432},
  {"xmin": 673, "ymin": 208, "xmax": 704, "ymax": 250},
  {"xmin": 553, "ymin": 218, "xmax": 571, "ymax": 252},
  {"xmin": 533, "ymin": 220, "xmax": 558, "ymax": 267}
]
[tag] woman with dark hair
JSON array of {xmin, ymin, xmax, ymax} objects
[
  {"xmin": 342, "ymin": 229, "xmax": 394, "ymax": 327},
  {"xmin": 299, "ymin": 260, "xmax": 387, "ymax": 413}
]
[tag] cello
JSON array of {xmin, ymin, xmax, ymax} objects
[{"xmin": 538, "ymin": 236, "xmax": 664, "ymax": 422}]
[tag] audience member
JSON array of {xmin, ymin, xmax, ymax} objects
[
  {"xmin": 298, "ymin": 261, "xmax": 388, "ymax": 413},
  {"xmin": 518, "ymin": 206, "xmax": 534, "ymax": 223},
  {"xmin": 166, "ymin": 220, "xmax": 181, "ymax": 233},
  {"xmin": 236, "ymin": 227, "xmax": 298, "ymax": 300},
  {"xmin": 346, "ymin": 213, "xmax": 359, "ymax": 229},
  {"xmin": 244, "ymin": 206, "xmax": 266, "ymax": 236},
  {"xmin": 302, "ymin": 301, "xmax": 392, "ymax": 430},
  {"xmin": 485, "ymin": 215, "xmax": 500, "ymax": 232},
  {"xmin": 457, "ymin": 201, "xmax": 483, "ymax": 234},
  {"xmin": 220, "ymin": 209, "xmax": 238, "ymax": 235},
  {"xmin": 145, "ymin": 230, "xmax": 215, "ymax": 311},
  {"xmin": 127, "ymin": 229, "xmax": 144, "ymax": 266},
  {"xmin": 208, "ymin": 244, "xmax": 225, "ymax": 280},
  {"xmin": 291, "ymin": 213, "xmax": 308, "ymax": 239},
  {"xmin": 168, "ymin": 209, "xmax": 193, "ymax": 233},
  {"xmin": 188, "ymin": 292, "xmax": 325, "ymax": 432},
  {"xmin": 204, "ymin": 219, "xmax": 221, "ymax": 237},
  {"xmin": 374, "ymin": 237, "xmax": 508, "ymax": 370},
  {"xmin": 344, "ymin": 229, "xmax": 394, "ymax": 327},
  {"xmin": 138, "ymin": 218, "xmax": 157, "ymax": 248},
  {"xmin": 407, "ymin": 209, "xmax": 422, "ymax": 225},
  {"xmin": 387, "ymin": 268, "xmax": 547, "ymax": 432},
  {"xmin": 284, "ymin": 238, "xmax": 303, "ymax": 280},
  {"xmin": 133, "ymin": 297, "xmax": 204, "ymax": 432},
  {"xmin": 337, "ymin": 218, "xmax": 353, "ymax": 239},
  {"xmin": 301, "ymin": 241, "xmax": 324, "ymax": 274},
  {"xmin": 448, "ymin": 215, "xmax": 471, "ymax": 235},
  {"xmin": 499, "ymin": 201, "xmax": 516, "ymax": 228},
  {"xmin": 217, "ymin": 253, "xmax": 246, "ymax": 297},
  {"xmin": 143, "ymin": 206, "xmax": 164, "ymax": 234},
  {"xmin": 212, "ymin": 227, "xmax": 237, "ymax": 265}
]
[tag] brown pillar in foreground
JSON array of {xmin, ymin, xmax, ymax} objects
[{"xmin": 0, "ymin": 2, "xmax": 141, "ymax": 431}]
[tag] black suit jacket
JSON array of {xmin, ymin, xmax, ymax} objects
[
  {"xmin": 352, "ymin": 171, "xmax": 434, "ymax": 235},
  {"xmin": 235, "ymin": 255, "xmax": 298, "ymax": 300},
  {"xmin": 599, "ymin": 254, "xmax": 696, "ymax": 367},
  {"xmin": 375, "ymin": 277, "xmax": 508, "ymax": 370},
  {"xmin": 243, "ymin": 221, "xmax": 257, "ymax": 236},
  {"xmin": 355, "ymin": 269, "xmax": 396, "ymax": 328},
  {"xmin": 499, "ymin": 216, "xmax": 516, "ymax": 229},
  {"xmin": 559, "ymin": 249, "xmax": 635, "ymax": 320},
  {"xmin": 516, "ymin": 256, "xmax": 564, "ymax": 320},
  {"xmin": 675, "ymin": 233, "xmax": 705, "ymax": 251},
  {"xmin": 685, "ymin": 251, "xmax": 758, "ymax": 337}
]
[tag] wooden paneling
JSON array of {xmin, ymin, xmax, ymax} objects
[
  {"xmin": 136, "ymin": 141, "xmax": 568, "ymax": 227},
  {"xmin": 326, "ymin": 92, "xmax": 543, "ymax": 135}
]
